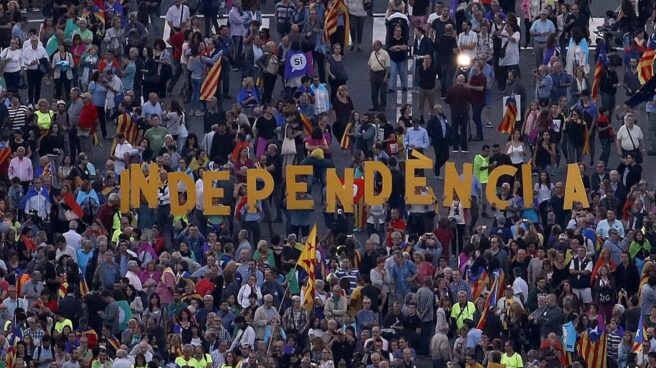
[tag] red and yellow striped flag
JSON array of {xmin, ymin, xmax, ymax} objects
[
  {"xmin": 576, "ymin": 328, "xmax": 607, "ymax": 368},
  {"xmin": 298, "ymin": 224, "xmax": 317, "ymax": 312},
  {"xmin": 639, "ymin": 36, "xmax": 656, "ymax": 84},
  {"xmin": 340, "ymin": 122, "xmax": 353, "ymax": 150},
  {"xmin": 299, "ymin": 112, "xmax": 313, "ymax": 135},
  {"xmin": 324, "ymin": 0, "xmax": 351, "ymax": 47},
  {"xmin": 497, "ymin": 96, "xmax": 516, "ymax": 135},
  {"xmin": 200, "ymin": 61, "xmax": 222, "ymax": 101}
]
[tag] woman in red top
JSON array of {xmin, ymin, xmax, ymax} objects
[
  {"xmin": 233, "ymin": 147, "xmax": 254, "ymax": 183},
  {"xmin": 78, "ymin": 93, "xmax": 99, "ymax": 153}
]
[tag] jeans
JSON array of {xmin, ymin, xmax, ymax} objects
[
  {"xmin": 203, "ymin": 9, "xmax": 220, "ymax": 36},
  {"xmin": 26, "ymin": 69, "xmax": 44, "ymax": 105},
  {"xmin": 472, "ymin": 103, "xmax": 484, "ymax": 140},
  {"xmin": 599, "ymin": 136, "xmax": 612, "ymax": 165},
  {"xmin": 452, "ymin": 112, "xmax": 468, "ymax": 151},
  {"xmin": 54, "ymin": 77, "xmax": 71, "ymax": 100},
  {"xmin": 96, "ymin": 105, "xmax": 107, "ymax": 138},
  {"xmin": 232, "ymin": 36, "xmax": 243, "ymax": 68},
  {"xmin": 440, "ymin": 62, "xmax": 456, "ymax": 96},
  {"xmin": 4, "ymin": 71, "xmax": 20, "ymax": 91},
  {"xmin": 312, "ymin": 51, "xmax": 326, "ymax": 83},
  {"xmin": 534, "ymin": 42, "xmax": 546, "ymax": 67},
  {"xmin": 261, "ymin": 72, "xmax": 277, "ymax": 104},
  {"xmin": 567, "ymin": 140, "xmax": 583, "ymax": 163},
  {"xmin": 191, "ymin": 78, "xmax": 202, "ymax": 112},
  {"xmin": 388, "ymin": 59, "xmax": 408, "ymax": 90},
  {"xmin": 349, "ymin": 15, "xmax": 366, "ymax": 45},
  {"xmin": 370, "ymin": 70, "xmax": 386, "ymax": 109},
  {"xmin": 417, "ymin": 87, "xmax": 437, "ymax": 120},
  {"xmin": 601, "ymin": 92, "xmax": 616, "ymax": 119}
]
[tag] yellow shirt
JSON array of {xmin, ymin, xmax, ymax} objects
[
  {"xmin": 450, "ymin": 301, "xmax": 476, "ymax": 329},
  {"xmin": 174, "ymin": 356, "xmax": 199, "ymax": 368},
  {"xmin": 34, "ymin": 110, "xmax": 54, "ymax": 130},
  {"xmin": 500, "ymin": 352, "xmax": 524, "ymax": 368}
]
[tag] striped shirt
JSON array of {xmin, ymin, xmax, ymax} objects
[
  {"xmin": 8, "ymin": 105, "xmax": 30, "ymax": 130},
  {"xmin": 274, "ymin": 1, "xmax": 296, "ymax": 23}
]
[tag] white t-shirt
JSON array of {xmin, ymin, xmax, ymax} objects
[
  {"xmin": 617, "ymin": 124, "xmax": 644, "ymax": 151},
  {"xmin": 1, "ymin": 48, "xmax": 22, "ymax": 73},
  {"xmin": 499, "ymin": 30, "xmax": 521, "ymax": 66}
]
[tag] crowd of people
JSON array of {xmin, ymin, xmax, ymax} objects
[{"xmin": 0, "ymin": 0, "xmax": 654, "ymax": 367}]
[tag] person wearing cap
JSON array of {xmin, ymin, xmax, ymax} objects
[{"xmin": 529, "ymin": 9, "xmax": 555, "ymax": 67}]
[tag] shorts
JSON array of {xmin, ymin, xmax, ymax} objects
[{"xmin": 573, "ymin": 288, "xmax": 593, "ymax": 304}]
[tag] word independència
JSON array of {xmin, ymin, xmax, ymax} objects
[{"xmin": 119, "ymin": 152, "xmax": 589, "ymax": 216}]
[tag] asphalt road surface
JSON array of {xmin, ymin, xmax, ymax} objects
[{"xmin": 19, "ymin": 0, "xmax": 653, "ymax": 239}]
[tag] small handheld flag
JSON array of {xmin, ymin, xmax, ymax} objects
[
  {"xmin": 591, "ymin": 43, "xmax": 607, "ymax": 101},
  {"xmin": 497, "ymin": 96, "xmax": 517, "ymax": 135}
]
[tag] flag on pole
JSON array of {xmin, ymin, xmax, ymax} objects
[
  {"xmin": 633, "ymin": 314, "xmax": 646, "ymax": 352},
  {"xmin": 298, "ymin": 225, "xmax": 317, "ymax": 312},
  {"xmin": 299, "ymin": 112, "xmax": 313, "ymax": 136},
  {"xmin": 497, "ymin": 96, "xmax": 517, "ymax": 134},
  {"xmin": 591, "ymin": 43, "xmax": 607, "ymax": 101},
  {"xmin": 476, "ymin": 276, "xmax": 499, "ymax": 330},
  {"xmin": 576, "ymin": 327, "xmax": 608, "ymax": 368},
  {"xmin": 21, "ymin": 234, "xmax": 37, "ymax": 252},
  {"xmin": 340, "ymin": 122, "xmax": 353, "ymax": 150},
  {"xmin": 63, "ymin": 192, "xmax": 84, "ymax": 219},
  {"xmin": 200, "ymin": 61, "xmax": 222, "ymax": 101},
  {"xmin": 6, "ymin": 315, "xmax": 22, "ymax": 368},
  {"xmin": 470, "ymin": 269, "xmax": 489, "ymax": 300},
  {"xmin": 582, "ymin": 125, "xmax": 591, "ymax": 156},
  {"xmin": 324, "ymin": 0, "xmax": 351, "ymax": 47},
  {"xmin": 79, "ymin": 269, "xmax": 89, "ymax": 297},
  {"xmin": 639, "ymin": 35, "xmax": 656, "ymax": 84}
]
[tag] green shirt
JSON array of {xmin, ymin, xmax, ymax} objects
[
  {"xmin": 144, "ymin": 126, "xmax": 169, "ymax": 154},
  {"xmin": 500, "ymin": 352, "xmax": 524, "ymax": 368},
  {"xmin": 473, "ymin": 154, "xmax": 489, "ymax": 184}
]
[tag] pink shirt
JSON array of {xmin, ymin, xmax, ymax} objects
[{"xmin": 8, "ymin": 156, "xmax": 33, "ymax": 182}]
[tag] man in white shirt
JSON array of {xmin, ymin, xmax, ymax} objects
[
  {"xmin": 21, "ymin": 35, "xmax": 48, "ymax": 107},
  {"xmin": 165, "ymin": 0, "xmax": 190, "ymax": 30},
  {"xmin": 63, "ymin": 221, "xmax": 82, "ymax": 250},
  {"xmin": 616, "ymin": 112, "xmax": 644, "ymax": 155},
  {"xmin": 112, "ymin": 133, "xmax": 136, "ymax": 174},
  {"xmin": 511, "ymin": 267, "xmax": 529, "ymax": 304},
  {"xmin": 125, "ymin": 260, "xmax": 143, "ymax": 291},
  {"xmin": 457, "ymin": 21, "xmax": 478, "ymax": 59}
]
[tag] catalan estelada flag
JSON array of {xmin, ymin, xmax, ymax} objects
[
  {"xmin": 476, "ymin": 276, "xmax": 499, "ymax": 330},
  {"xmin": 497, "ymin": 96, "xmax": 516, "ymax": 135},
  {"xmin": 576, "ymin": 327, "xmax": 607, "ymax": 368},
  {"xmin": 639, "ymin": 35, "xmax": 656, "ymax": 84},
  {"xmin": 633, "ymin": 313, "xmax": 646, "ymax": 352},
  {"xmin": 200, "ymin": 61, "xmax": 222, "ymax": 101},
  {"xmin": 470, "ymin": 269, "xmax": 489, "ymax": 300},
  {"xmin": 340, "ymin": 122, "xmax": 353, "ymax": 150},
  {"xmin": 592, "ymin": 43, "xmax": 607, "ymax": 100},
  {"xmin": 324, "ymin": 0, "xmax": 351, "ymax": 47},
  {"xmin": 299, "ymin": 112, "xmax": 313, "ymax": 135},
  {"xmin": 298, "ymin": 225, "xmax": 317, "ymax": 312}
]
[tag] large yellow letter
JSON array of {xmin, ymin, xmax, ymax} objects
[
  {"xmin": 130, "ymin": 163, "xmax": 159, "ymax": 209},
  {"xmin": 443, "ymin": 162, "xmax": 473, "ymax": 208},
  {"xmin": 203, "ymin": 171, "xmax": 231, "ymax": 216},
  {"xmin": 168, "ymin": 172, "xmax": 196, "ymax": 216},
  {"xmin": 120, "ymin": 168, "xmax": 130, "ymax": 213},
  {"xmin": 521, "ymin": 164, "xmax": 534, "ymax": 208},
  {"xmin": 285, "ymin": 165, "xmax": 314, "ymax": 210},
  {"xmin": 405, "ymin": 153, "xmax": 435, "ymax": 205},
  {"xmin": 364, "ymin": 161, "xmax": 392, "ymax": 206},
  {"xmin": 326, "ymin": 168, "xmax": 354, "ymax": 213},
  {"xmin": 246, "ymin": 168, "xmax": 274, "ymax": 213},
  {"xmin": 564, "ymin": 163, "xmax": 589, "ymax": 210},
  {"xmin": 486, "ymin": 165, "xmax": 517, "ymax": 209}
]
